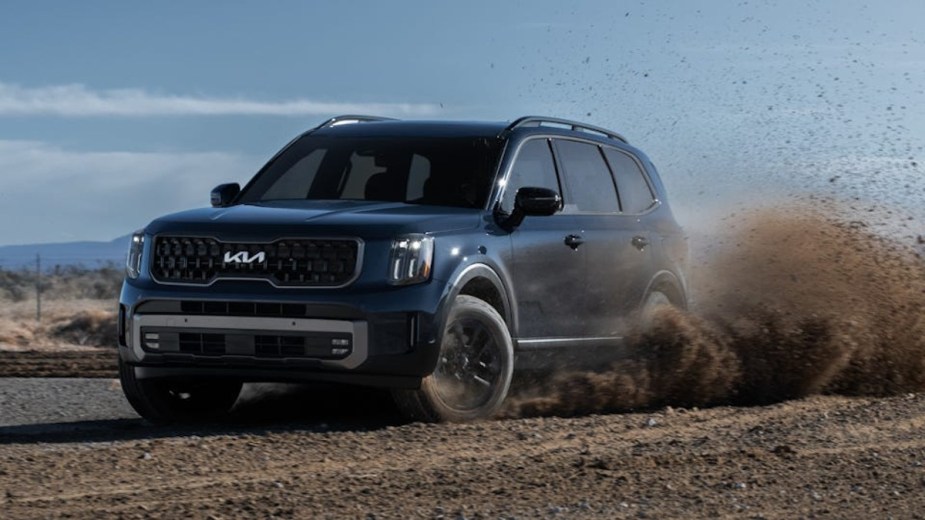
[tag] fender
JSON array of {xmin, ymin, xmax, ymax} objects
[
  {"xmin": 430, "ymin": 261, "xmax": 515, "ymax": 347},
  {"xmin": 641, "ymin": 269, "xmax": 688, "ymax": 310}
]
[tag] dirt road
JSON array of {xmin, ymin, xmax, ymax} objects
[
  {"xmin": 0, "ymin": 350, "xmax": 115, "ymax": 378},
  {"xmin": 2, "ymin": 379, "xmax": 925, "ymax": 519}
]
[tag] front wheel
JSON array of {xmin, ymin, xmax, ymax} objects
[
  {"xmin": 393, "ymin": 295, "xmax": 514, "ymax": 422},
  {"xmin": 119, "ymin": 358, "xmax": 242, "ymax": 423}
]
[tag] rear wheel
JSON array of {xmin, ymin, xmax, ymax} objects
[
  {"xmin": 119, "ymin": 358, "xmax": 242, "ymax": 423},
  {"xmin": 393, "ymin": 295, "xmax": 514, "ymax": 422},
  {"xmin": 640, "ymin": 289, "xmax": 674, "ymax": 329}
]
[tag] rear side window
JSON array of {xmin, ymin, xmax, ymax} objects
[
  {"xmin": 554, "ymin": 140, "xmax": 619, "ymax": 213},
  {"xmin": 603, "ymin": 148, "xmax": 655, "ymax": 214},
  {"xmin": 500, "ymin": 139, "xmax": 561, "ymax": 213}
]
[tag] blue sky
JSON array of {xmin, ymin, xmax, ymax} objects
[{"xmin": 0, "ymin": 0, "xmax": 923, "ymax": 245}]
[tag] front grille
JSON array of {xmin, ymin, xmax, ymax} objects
[{"xmin": 151, "ymin": 236, "xmax": 361, "ymax": 287}]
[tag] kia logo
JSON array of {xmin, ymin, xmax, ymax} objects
[{"xmin": 223, "ymin": 251, "xmax": 266, "ymax": 264}]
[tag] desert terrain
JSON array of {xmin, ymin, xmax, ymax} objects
[
  {"xmin": 2, "ymin": 205, "xmax": 925, "ymax": 518},
  {"xmin": 1, "ymin": 382, "xmax": 924, "ymax": 519}
]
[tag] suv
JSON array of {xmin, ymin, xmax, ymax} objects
[{"xmin": 118, "ymin": 115, "xmax": 688, "ymax": 422}]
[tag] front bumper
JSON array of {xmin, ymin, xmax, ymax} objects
[
  {"xmin": 118, "ymin": 278, "xmax": 450, "ymax": 388},
  {"xmin": 132, "ymin": 314, "xmax": 368, "ymax": 369}
]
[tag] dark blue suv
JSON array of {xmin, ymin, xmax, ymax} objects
[{"xmin": 118, "ymin": 115, "xmax": 688, "ymax": 422}]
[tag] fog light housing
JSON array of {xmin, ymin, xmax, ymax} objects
[{"xmin": 144, "ymin": 332, "xmax": 160, "ymax": 350}]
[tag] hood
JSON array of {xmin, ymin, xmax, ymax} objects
[{"xmin": 145, "ymin": 200, "xmax": 482, "ymax": 240}]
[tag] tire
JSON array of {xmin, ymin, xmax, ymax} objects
[
  {"xmin": 393, "ymin": 295, "xmax": 514, "ymax": 422},
  {"xmin": 119, "ymin": 358, "xmax": 242, "ymax": 424},
  {"xmin": 640, "ymin": 289, "xmax": 673, "ymax": 330}
]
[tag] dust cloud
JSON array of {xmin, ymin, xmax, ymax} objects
[{"xmin": 507, "ymin": 201, "xmax": 925, "ymax": 417}]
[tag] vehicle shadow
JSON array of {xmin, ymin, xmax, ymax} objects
[{"xmin": 0, "ymin": 382, "xmax": 406, "ymax": 445}]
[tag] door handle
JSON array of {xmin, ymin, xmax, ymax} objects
[
  {"xmin": 632, "ymin": 235, "xmax": 649, "ymax": 250},
  {"xmin": 564, "ymin": 234, "xmax": 584, "ymax": 250}
]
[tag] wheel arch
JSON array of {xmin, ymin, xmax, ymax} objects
[
  {"xmin": 437, "ymin": 262, "xmax": 514, "ymax": 340},
  {"xmin": 642, "ymin": 269, "xmax": 688, "ymax": 310}
]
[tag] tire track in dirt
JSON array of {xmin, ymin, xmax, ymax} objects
[{"xmin": 4, "ymin": 393, "xmax": 925, "ymax": 518}]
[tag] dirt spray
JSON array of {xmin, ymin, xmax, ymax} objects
[{"xmin": 506, "ymin": 202, "xmax": 925, "ymax": 417}]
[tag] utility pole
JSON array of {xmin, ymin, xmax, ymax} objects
[{"xmin": 35, "ymin": 253, "xmax": 41, "ymax": 322}]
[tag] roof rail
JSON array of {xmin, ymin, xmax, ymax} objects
[
  {"xmin": 503, "ymin": 116, "xmax": 627, "ymax": 143},
  {"xmin": 313, "ymin": 115, "xmax": 397, "ymax": 130}
]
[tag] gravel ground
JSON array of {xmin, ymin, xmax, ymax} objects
[
  {"xmin": 0, "ymin": 377, "xmax": 135, "ymax": 427},
  {"xmin": 2, "ymin": 379, "xmax": 925, "ymax": 519}
]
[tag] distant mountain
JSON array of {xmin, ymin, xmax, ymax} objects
[{"xmin": 0, "ymin": 235, "xmax": 129, "ymax": 270}]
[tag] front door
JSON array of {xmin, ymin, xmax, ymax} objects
[{"xmin": 501, "ymin": 138, "xmax": 590, "ymax": 340}]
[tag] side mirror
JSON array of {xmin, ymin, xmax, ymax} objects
[
  {"xmin": 515, "ymin": 187, "xmax": 561, "ymax": 216},
  {"xmin": 497, "ymin": 186, "xmax": 562, "ymax": 230},
  {"xmin": 211, "ymin": 183, "xmax": 240, "ymax": 207}
]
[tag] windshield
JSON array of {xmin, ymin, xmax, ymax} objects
[{"xmin": 237, "ymin": 135, "xmax": 503, "ymax": 209}]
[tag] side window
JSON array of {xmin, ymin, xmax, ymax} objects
[
  {"xmin": 500, "ymin": 139, "xmax": 561, "ymax": 213},
  {"xmin": 603, "ymin": 148, "xmax": 655, "ymax": 214},
  {"xmin": 554, "ymin": 140, "xmax": 619, "ymax": 213}
]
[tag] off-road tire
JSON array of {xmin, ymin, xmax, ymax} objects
[{"xmin": 393, "ymin": 295, "xmax": 514, "ymax": 422}]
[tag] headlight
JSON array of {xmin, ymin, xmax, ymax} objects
[
  {"xmin": 125, "ymin": 231, "xmax": 145, "ymax": 279},
  {"xmin": 388, "ymin": 234, "xmax": 434, "ymax": 285}
]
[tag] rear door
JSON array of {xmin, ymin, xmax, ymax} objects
[
  {"xmin": 552, "ymin": 139, "xmax": 654, "ymax": 337},
  {"xmin": 601, "ymin": 146, "xmax": 661, "ymax": 318}
]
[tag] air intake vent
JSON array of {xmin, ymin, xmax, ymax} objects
[
  {"xmin": 151, "ymin": 236, "xmax": 361, "ymax": 287},
  {"xmin": 255, "ymin": 335, "xmax": 306, "ymax": 357},
  {"xmin": 179, "ymin": 301, "xmax": 309, "ymax": 317},
  {"xmin": 178, "ymin": 333, "xmax": 226, "ymax": 355}
]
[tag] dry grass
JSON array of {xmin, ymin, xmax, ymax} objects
[
  {"xmin": 0, "ymin": 298, "xmax": 116, "ymax": 351},
  {"xmin": 0, "ymin": 266, "xmax": 121, "ymax": 351}
]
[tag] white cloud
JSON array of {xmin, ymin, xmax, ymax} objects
[
  {"xmin": 0, "ymin": 82, "xmax": 441, "ymax": 117},
  {"xmin": 0, "ymin": 140, "xmax": 261, "ymax": 245}
]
